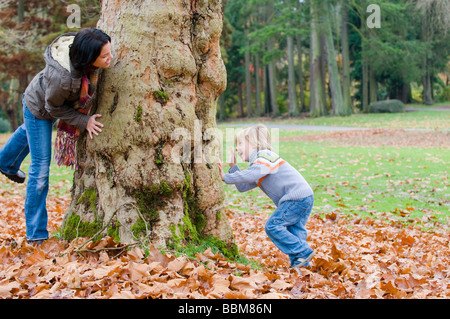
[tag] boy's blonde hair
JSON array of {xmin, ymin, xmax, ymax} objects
[{"xmin": 235, "ymin": 124, "xmax": 272, "ymax": 151}]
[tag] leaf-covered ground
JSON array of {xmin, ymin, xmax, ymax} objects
[{"xmin": 0, "ymin": 128, "xmax": 449, "ymax": 299}]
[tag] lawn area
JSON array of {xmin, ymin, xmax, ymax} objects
[
  {"xmin": 1, "ymin": 109, "xmax": 449, "ymax": 229},
  {"xmin": 0, "ymin": 132, "xmax": 73, "ymax": 198},
  {"xmin": 219, "ymin": 110, "xmax": 449, "ymax": 230},
  {"xmin": 219, "ymin": 108, "xmax": 450, "ymax": 130}
]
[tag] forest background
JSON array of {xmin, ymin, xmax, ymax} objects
[{"xmin": 1, "ymin": 0, "xmax": 449, "ymax": 131}]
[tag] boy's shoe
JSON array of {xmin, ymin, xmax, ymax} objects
[
  {"xmin": 0, "ymin": 169, "xmax": 26, "ymax": 184},
  {"xmin": 292, "ymin": 251, "xmax": 315, "ymax": 268}
]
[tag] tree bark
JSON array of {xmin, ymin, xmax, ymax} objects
[
  {"xmin": 340, "ymin": 4, "xmax": 353, "ymax": 114},
  {"xmin": 266, "ymin": 2, "xmax": 279, "ymax": 117},
  {"xmin": 369, "ymin": 66, "xmax": 377, "ymax": 104},
  {"xmin": 296, "ymin": 34, "xmax": 306, "ymax": 112},
  {"xmin": 309, "ymin": 1, "xmax": 327, "ymax": 117},
  {"xmin": 323, "ymin": 4, "xmax": 345, "ymax": 116},
  {"xmin": 287, "ymin": 35, "xmax": 299, "ymax": 116},
  {"xmin": 254, "ymin": 55, "xmax": 262, "ymax": 116},
  {"xmin": 267, "ymin": 39, "xmax": 279, "ymax": 117},
  {"xmin": 244, "ymin": 30, "xmax": 252, "ymax": 117},
  {"xmin": 62, "ymin": 0, "xmax": 235, "ymax": 252}
]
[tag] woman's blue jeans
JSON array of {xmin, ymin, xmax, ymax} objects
[
  {"xmin": 0, "ymin": 99, "xmax": 54, "ymax": 241},
  {"xmin": 265, "ymin": 195, "xmax": 314, "ymax": 266}
]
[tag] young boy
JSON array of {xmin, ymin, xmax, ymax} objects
[{"xmin": 218, "ymin": 124, "xmax": 315, "ymax": 268}]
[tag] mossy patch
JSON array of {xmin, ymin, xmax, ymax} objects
[
  {"xmin": 154, "ymin": 90, "xmax": 169, "ymax": 105},
  {"xmin": 107, "ymin": 219, "xmax": 121, "ymax": 243},
  {"xmin": 135, "ymin": 105, "xmax": 143, "ymax": 123},
  {"xmin": 155, "ymin": 141, "xmax": 165, "ymax": 168},
  {"xmin": 77, "ymin": 189, "xmax": 98, "ymax": 214},
  {"xmin": 168, "ymin": 170, "xmax": 239, "ymax": 260},
  {"xmin": 62, "ymin": 212, "xmax": 103, "ymax": 242},
  {"xmin": 132, "ymin": 181, "xmax": 173, "ymax": 238},
  {"xmin": 179, "ymin": 171, "xmax": 205, "ymax": 232},
  {"xmin": 168, "ymin": 216, "xmax": 239, "ymax": 260}
]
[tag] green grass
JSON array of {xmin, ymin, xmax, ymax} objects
[
  {"xmin": 2, "ymin": 110, "xmax": 449, "ymax": 231},
  {"xmin": 220, "ymin": 124, "xmax": 449, "ymax": 230},
  {"xmin": 286, "ymin": 111, "xmax": 449, "ymax": 130},
  {"xmin": 219, "ymin": 109, "xmax": 450, "ymax": 130},
  {"xmin": 285, "ymin": 143, "xmax": 448, "ymax": 224},
  {"xmin": 0, "ymin": 132, "xmax": 73, "ymax": 197}
]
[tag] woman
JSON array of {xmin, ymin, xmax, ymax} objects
[{"xmin": 0, "ymin": 28, "xmax": 112, "ymax": 244}]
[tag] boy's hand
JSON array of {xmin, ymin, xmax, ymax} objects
[
  {"xmin": 229, "ymin": 147, "xmax": 236, "ymax": 168},
  {"xmin": 218, "ymin": 160, "xmax": 225, "ymax": 181}
]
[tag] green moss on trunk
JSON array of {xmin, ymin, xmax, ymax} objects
[
  {"xmin": 62, "ymin": 212, "xmax": 103, "ymax": 241},
  {"xmin": 77, "ymin": 189, "xmax": 98, "ymax": 214},
  {"xmin": 168, "ymin": 170, "xmax": 239, "ymax": 259},
  {"xmin": 132, "ymin": 181, "xmax": 173, "ymax": 238}
]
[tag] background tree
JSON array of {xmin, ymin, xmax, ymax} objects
[
  {"xmin": 61, "ymin": 0, "xmax": 236, "ymax": 253},
  {"xmin": 1, "ymin": 0, "xmax": 449, "ymax": 128},
  {"xmin": 0, "ymin": 0, "xmax": 99, "ymax": 131}
]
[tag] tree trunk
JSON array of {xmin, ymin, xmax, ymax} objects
[
  {"xmin": 254, "ymin": 55, "xmax": 262, "ymax": 116},
  {"xmin": 244, "ymin": 30, "xmax": 252, "ymax": 117},
  {"xmin": 323, "ymin": 4, "xmax": 345, "ymax": 116},
  {"xmin": 360, "ymin": 0, "xmax": 370, "ymax": 112},
  {"xmin": 6, "ymin": 79, "xmax": 20, "ymax": 132},
  {"xmin": 287, "ymin": 35, "xmax": 299, "ymax": 116},
  {"xmin": 422, "ymin": 71, "xmax": 434, "ymax": 105},
  {"xmin": 296, "ymin": 34, "xmax": 306, "ymax": 112},
  {"xmin": 267, "ymin": 39, "xmax": 279, "ymax": 117},
  {"xmin": 362, "ymin": 57, "xmax": 369, "ymax": 112},
  {"xmin": 62, "ymin": 0, "xmax": 236, "ymax": 253},
  {"xmin": 369, "ymin": 66, "xmax": 377, "ymax": 104},
  {"xmin": 237, "ymin": 80, "xmax": 244, "ymax": 117},
  {"xmin": 309, "ymin": 1, "xmax": 327, "ymax": 117},
  {"xmin": 266, "ymin": 3, "xmax": 279, "ymax": 117},
  {"xmin": 263, "ymin": 65, "xmax": 270, "ymax": 115},
  {"xmin": 340, "ymin": 4, "xmax": 353, "ymax": 114}
]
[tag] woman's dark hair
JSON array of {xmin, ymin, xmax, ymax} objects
[{"xmin": 69, "ymin": 28, "xmax": 111, "ymax": 73}]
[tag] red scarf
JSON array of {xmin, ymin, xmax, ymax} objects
[{"xmin": 54, "ymin": 69, "xmax": 98, "ymax": 169}]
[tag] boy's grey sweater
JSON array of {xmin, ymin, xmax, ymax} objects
[{"xmin": 224, "ymin": 149, "xmax": 313, "ymax": 207}]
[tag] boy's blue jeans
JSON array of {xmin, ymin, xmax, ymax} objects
[
  {"xmin": 265, "ymin": 195, "xmax": 314, "ymax": 266},
  {"xmin": 0, "ymin": 99, "xmax": 54, "ymax": 241}
]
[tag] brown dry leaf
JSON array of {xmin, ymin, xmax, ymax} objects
[
  {"xmin": 1, "ymin": 168, "xmax": 449, "ymax": 299},
  {"xmin": 271, "ymin": 279, "xmax": 293, "ymax": 291},
  {"xmin": 167, "ymin": 257, "xmax": 187, "ymax": 273}
]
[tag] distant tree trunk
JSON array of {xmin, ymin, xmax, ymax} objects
[
  {"xmin": 369, "ymin": 66, "xmax": 377, "ymax": 104},
  {"xmin": 254, "ymin": 55, "xmax": 262, "ymax": 116},
  {"xmin": 237, "ymin": 80, "xmax": 244, "ymax": 117},
  {"xmin": 323, "ymin": 4, "xmax": 345, "ymax": 116},
  {"xmin": 62, "ymin": 0, "xmax": 235, "ymax": 252},
  {"xmin": 218, "ymin": 94, "xmax": 226, "ymax": 121},
  {"xmin": 296, "ymin": 34, "xmax": 306, "ymax": 112},
  {"xmin": 422, "ymin": 71, "xmax": 434, "ymax": 105},
  {"xmin": 309, "ymin": 1, "xmax": 327, "ymax": 117},
  {"xmin": 6, "ymin": 79, "xmax": 20, "ymax": 131},
  {"xmin": 340, "ymin": 4, "xmax": 353, "ymax": 114},
  {"xmin": 361, "ymin": 10, "xmax": 370, "ymax": 112},
  {"xmin": 287, "ymin": 35, "xmax": 299, "ymax": 116},
  {"xmin": 362, "ymin": 57, "xmax": 369, "ymax": 112},
  {"xmin": 266, "ymin": 3, "xmax": 279, "ymax": 117},
  {"xmin": 244, "ymin": 30, "xmax": 252, "ymax": 117},
  {"xmin": 17, "ymin": 0, "xmax": 24, "ymax": 22},
  {"xmin": 267, "ymin": 41, "xmax": 279, "ymax": 117},
  {"xmin": 263, "ymin": 65, "xmax": 270, "ymax": 115},
  {"xmin": 419, "ymin": 1, "xmax": 435, "ymax": 105}
]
